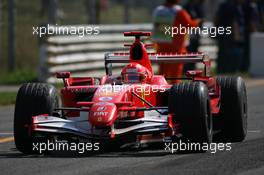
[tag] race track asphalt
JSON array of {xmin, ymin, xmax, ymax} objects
[{"xmin": 0, "ymin": 79, "xmax": 264, "ymax": 175}]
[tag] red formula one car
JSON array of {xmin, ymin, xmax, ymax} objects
[{"xmin": 14, "ymin": 32, "xmax": 248, "ymax": 154}]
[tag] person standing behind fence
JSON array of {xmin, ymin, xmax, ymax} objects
[
  {"xmin": 258, "ymin": 0, "xmax": 264, "ymax": 30},
  {"xmin": 184, "ymin": 0, "xmax": 205, "ymax": 71},
  {"xmin": 242, "ymin": 0, "xmax": 261, "ymax": 72},
  {"xmin": 152, "ymin": 0, "xmax": 201, "ymax": 83},
  {"xmin": 215, "ymin": 0, "xmax": 246, "ymax": 74}
]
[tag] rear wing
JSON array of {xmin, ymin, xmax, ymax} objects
[{"xmin": 104, "ymin": 52, "xmax": 212, "ymax": 76}]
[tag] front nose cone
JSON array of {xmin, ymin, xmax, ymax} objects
[{"xmin": 89, "ymin": 102, "xmax": 117, "ymax": 127}]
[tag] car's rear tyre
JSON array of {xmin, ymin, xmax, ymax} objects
[
  {"xmin": 216, "ymin": 76, "xmax": 247, "ymax": 142},
  {"xmin": 169, "ymin": 82, "xmax": 213, "ymax": 151},
  {"xmin": 14, "ymin": 83, "xmax": 59, "ymax": 154}
]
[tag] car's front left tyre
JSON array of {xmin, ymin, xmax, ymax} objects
[{"xmin": 169, "ymin": 82, "xmax": 213, "ymax": 152}]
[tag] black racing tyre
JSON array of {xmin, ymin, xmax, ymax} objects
[
  {"xmin": 169, "ymin": 82, "xmax": 213, "ymax": 147},
  {"xmin": 216, "ymin": 76, "xmax": 247, "ymax": 142},
  {"xmin": 14, "ymin": 83, "xmax": 59, "ymax": 154}
]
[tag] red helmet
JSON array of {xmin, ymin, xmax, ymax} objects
[{"xmin": 121, "ymin": 63, "xmax": 152, "ymax": 84}]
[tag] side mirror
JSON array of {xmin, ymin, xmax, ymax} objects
[
  {"xmin": 56, "ymin": 72, "xmax": 70, "ymax": 87},
  {"xmin": 56, "ymin": 72, "xmax": 71, "ymax": 79}
]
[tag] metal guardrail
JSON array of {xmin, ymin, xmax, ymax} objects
[{"xmin": 39, "ymin": 23, "xmax": 217, "ymax": 83}]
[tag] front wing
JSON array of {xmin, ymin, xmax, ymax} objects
[{"xmin": 32, "ymin": 111, "xmax": 170, "ymax": 140}]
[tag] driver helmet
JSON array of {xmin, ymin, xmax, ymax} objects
[{"xmin": 121, "ymin": 63, "xmax": 152, "ymax": 84}]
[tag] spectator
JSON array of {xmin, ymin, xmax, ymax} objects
[
  {"xmin": 215, "ymin": 0, "xmax": 246, "ymax": 74},
  {"xmin": 242, "ymin": 0, "xmax": 261, "ymax": 72},
  {"xmin": 257, "ymin": 0, "xmax": 264, "ymax": 30},
  {"xmin": 184, "ymin": 0, "xmax": 205, "ymax": 71},
  {"xmin": 152, "ymin": 0, "xmax": 201, "ymax": 82}
]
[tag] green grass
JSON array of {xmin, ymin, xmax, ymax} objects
[
  {"xmin": 0, "ymin": 92, "xmax": 17, "ymax": 106},
  {"xmin": 0, "ymin": 69, "xmax": 37, "ymax": 85}
]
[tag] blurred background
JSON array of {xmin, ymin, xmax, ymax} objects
[
  {"xmin": 0, "ymin": 0, "xmax": 263, "ymax": 104},
  {"xmin": 0, "ymin": 0, "xmax": 227, "ymax": 81}
]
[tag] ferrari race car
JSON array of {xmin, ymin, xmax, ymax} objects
[{"xmin": 14, "ymin": 31, "xmax": 248, "ymax": 154}]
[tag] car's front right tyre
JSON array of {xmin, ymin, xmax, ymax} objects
[{"xmin": 14, "ymin": 83, "xmax": 59, "ymax": 154}]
